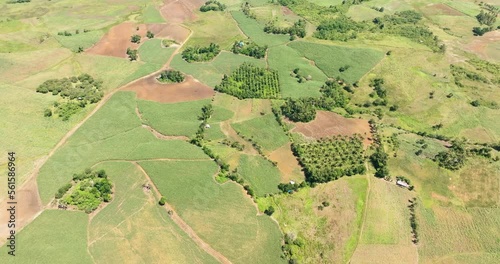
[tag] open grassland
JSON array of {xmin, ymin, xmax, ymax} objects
[
  {"xmin": 138, "ymin": 39, "xmax": 176, "ymax": 66},
  {"xmin": 261, "ymin": 177, "xmax": 368, "ymax": 263},
  {"xmin": 0, "ymin": 210, "xmax": 91, "ymax": 263},
  {"xmin": 140, "ymin": 160, "xmax": 285, "ymax": 264},
  {"xmin": 212, "ymin": 93, "xmax": 272, "ymax": 122},
  {"xmin": 54, "ymin": 30, "xmax": 104, "ymax": 52},
  {"xmin": 170, "ymin": 51, "xmax": 266, "ymax": 87},
  {"xmin": 418, "ymin": 206, "xmax": 500, "ymax": 264},
  {"xmin": 185, "ymin": 11, "xmax": 245, "ymax": 49},
  {"xmin": 137, "ymin": 99, "xmax": 211, "ymax": 137},
  {"xmin": 232, "ymin": 114, "xmax": 289, "ymax": 153},
  {"xmin": 141, "ymin": 4, "xmax": 166, "ymax": 23},
  {"xmin": 267, "ymin": 45, "xmax": 325, "ymax": 98},
  {"xmin": 231, "ymin": 11, "xmax": 290, "ymax": 47},
  {"xmin": 289, "ymin": 41, "xmax": 385, "ymax": 83},
  {"xmin": 351, "ymin": 178, "xmax": 418, "ymax": 263},
  {"xmin": 347, "ymin": 5, "xmax": 384, "ymax": 22},
  {"xmin": 88, "ymin": 162, "xmax": 218, "ymax": 263},
  {"xmin": 238, "ymin": 154, "xmax": 281, "ymax": 196},
  {"xmin": 37, "ymin": 92, "xmax": 208, "ymax": 204}
]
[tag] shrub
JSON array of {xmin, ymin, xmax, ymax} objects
[
  {"xmin": 159, "ymin": 197, "xmax": 167, "ymax": 206},
  {"xmin": 131, "ymin": 34, "xmax": 141, "ymax": 43},
  {"xmin": 264, "ymin": 206, "xmax": 275, "ymax": 216},
  {"xmin": 146, "ymin": 31, "xmax": 154, "ymax": 38},
  {"xmin": 199, "ymin": 0, "xmax": 226, "ymax": 12},
  {"xmin": 182, "ymin": 43, "xmax": 220, "ymax": 62},
  {"xmin": 231, "ymin": 40, "xmax": 267, "ymax": 59},
  {"xmin": 157, "ymin": 70, "xmax": 185, "ymax": 83},
  {"xmin": 126, "ymin": 48, "xmax": 138, "ymax": 61}
]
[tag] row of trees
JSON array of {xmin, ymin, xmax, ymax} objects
[
  {"xmin": 157, "ymin": 70, "xmax": 185, "ymax": 83},
  {"xmin": 182, "ymin": 43, "xmax": 221, "ymax": 62},
  {"xmin": 199, "ymin": 0, "xmax": 226, "ymax": 12},
  {"xmin": 241, "ymin": 2, "xmax": 256, "ymax": 19},
  {"xmin": 231, "ymin": 40, "xmax": 267, "ymax": 59},
  {"xmin": 264, "ymin": 19, "xmax": 306, "ymax": 38},
  {"xmin": 215, "ymin": 63, "xmax": 280, "ymax": 99}
]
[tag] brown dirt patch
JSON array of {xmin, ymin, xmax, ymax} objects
[
  {"xmin": 146, "ymin": 24, "xmax": 190, "ymax": 44},
  {"xmin": 86, "ymin": 22, "xmax": 147, "ymax": 58},
  {"xmin": 160, "ymin": 0, "xmax": 205, "ymax": 24},
  {"xmin": 122, "ymin": 74, "xmax": 214, "ymax": 103},
  {"xmin": 424, "ymin": 4, "xmax": 464, "ymax": 16},
  {"xmin": 268, "ymin": 143, "xmax": 304, "ymax": 183},
  {"xmin": 465, "ymin": 31, "xmax": 500, "ymax": 62},
  {"xmin": 0, "ymin": 177, "xmax": 42, "ymax": 245},
  {"xmin": 281, "ymin": 6, "xmax": 293, "ymax": 16},
  {"xmin": 290, "ymin": 111, "xmax": 373, "ymax": 147}
]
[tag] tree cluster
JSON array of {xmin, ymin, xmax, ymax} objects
[
  {"xmin": 7, "ymin": 0, "xmax": 30, "ymax": 3},
  {"xmin": 241, "ymin": 2, "xmax": 256, "ymax": 19},
  {"xmin": 215, "ymin": 63, "xmax": 280, "ymax": 99},
  {"xmin": 476, "ymin": 10, "xmax": 497, "ymax": 26},
  {"xmin": 126, "ymin": 48, "xmax": 138, "ymax": 61},
  {"xmin": 434, "ymin": 140, "xmax": 467, "ymax": 170},
  {"xmin": 200, "ymin": 0, "xmax": 226, "ymax": 12},
  {"xmin": 131, "ymin": 34, "xmax": 141, "ymax": 43},
  {"xmin": 314, "ymin": 15, "xmax": 365, "ymax": 41},
  {"xmin": 182, "ymin": 43, "xmax": 221, "ymax": 62},
  {"xmin": 292, "ymin": 135, "xmax": 366, "ymax": 183},
  {"xmin": 146, "ymin": 31, "xmax": 154, "ymax": 38},
  {"xmin": 231, "ymin": 40, "xmax": 267, "ymax": 59},
  {"xmin": 56, "ymin": 168, "xmax": 112, "ymax": 213},
  {"xmin": 221, "ymin": 139, "xmax": 245, "ymax": 151},
  {"xmin": 408, "ymin": 198, "xmax": 419, "ymax": 244},
  {"xmin": 450, "ymin": 64, "xmax": 489, "ymax": 87},
  {"xmin": 264, "ymin": 19, "xmax": 306, "ymax": 38},
  {"xmin": 370, "ymin": 145, "xmax": 389, "ymax": 178},
  {"xmin": 157, "ymin": 70, "xmax": 185, "ymax": 83}
]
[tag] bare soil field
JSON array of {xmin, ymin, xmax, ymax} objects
[
  {"xmin": 160, "ymin": 0, "xmax": 206, "ymax": 24},
  {"xmin": 86, "ymin": 22, "xmax": 147, "ymax": 58},
  {"xmin": 123, "ymin": 74, "xmax": 214, "ymax": 103},
  {"xmin": 464, "ymin": 31, "xmax": 500, "ymax": 61},
  {"xmin": 268, "ymin": 143, "xmax": 304, "ymax": 183},
  {"xmin": 147, "ymin": 23, "xmax": 190, "ymax": 43},
  {"xmin": 0, "ymin": 177, "xmax": 42, "ymax": 245},
  {"xmin": 290, "ymin": 111, "xmax": 373, "ymax": 146}
]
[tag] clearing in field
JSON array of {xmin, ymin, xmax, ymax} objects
[
  {"xmin": 268, "ymin": 143, "xmax": 304, "ymax": 183},
  {"xmin": 123, "ymin": 74, "xmax": 214, "ymax": 103},
  {"xmin": 291, "ymin": 111, "xmax": 373, "ymax": 147},
  {"xmin": 86, "ymin": 22, "xmax": 147, "ymax": 58},
  {"xmin": 288, "ymin": 41, "xmax": 385, "ymax": 83},
  {"xmin": 139, "ymin": 160, "xmax": 285, "ymax": 264}
]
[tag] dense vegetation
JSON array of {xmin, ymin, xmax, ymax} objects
[
  {"xmin": 182, "ymin": 43, "xmax": 221, "ymax": 62},
  {"xmin": 215, "ymin": 63, "xmax": 280, "ymax": 99},
  {"xmin": 314, "ymin": 15, "xmax": 366, "ymax": 41},
  {"xmin": 157, "ymin": 70, "xmax": 185, "ymax": 83},
  {"xmin": 231, "ymin": 40, "xmax": 267, "ymax": 59},
  {"xmin": 450, "ymin": 64, "xmax": 489, "ymax": 87},
  {"xmin": 126, "ymin": 48, "xmax": 138, "ymax": 61},
  {"xmin": 281, "ymin": 80, "xmax": 350, "ymax": 122},
  {"xmin": 264, "ymin": 19, "xmax": 307, "ymax": 39},
  {"xmin": 292, "ymin": 135, "xmax": 366, "ymax": 183},
  {"xmin": 199, "ymin": 0, "xmax": 226, "ymax": 12},
  {"xmin": 56, "ymin": 169, "xmax": 112, "ymax": 213},
  {"xmin": 434, "ymin": 140, "xmax": 468, "ymax": 170},
  {"xmin": 131, "ymin": 34, "xmax": 141, "ymax": 43}
]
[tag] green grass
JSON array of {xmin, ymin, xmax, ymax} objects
[
  {"xmin": 185, "ymin": 11, "xmax": 245, "ymax": 49},
  {"xmin": 37, "ymin": 92, "xmax": 209, "ymax": 204},
  {"xmin": 232, "ymin": 114, "xmax": 289, "ymax": 152},
  {"xmin": 138, "ymin": 39, "xmax": 176, "ymax": 66},
  {"xmin": 140, "ymin": 160, "xmax": 285, "ymax": 264},
  {"xmin": 54, "ymin": 30, "xmax": 104, "ymax": 52},
  {"xmin": 231, "ymin": 11, "xmax": 290, "ymax": 47},
  {"xmin": 0, "ymin": 39, "xmax": 36, "ymax": 53},
  {"xmin": 141, "ymin": 4, "xmax": 165, "ymax": 23},
  {"xmin": 305, "ymin": 0, "xmax": 343, "ymax": 6},
  {"xmin": 347, "ymin": 5, "xmax": 384, "ymax": 22},
  {"xmin": 137, "ymin": 99, "xmax": 211, "ymax": 137},
  {"xmin": 267, "ymin": 45, "xmax": 325, "ymax": 98},
  {"xmin": 289, "ymin": 41, "xmax": 385, "ymax": 83},
  {"xmin": 170, "ymin": 51, "xmax": 266, "ymax": 87},
  {"xmin": 0, "ymin": 210, "xmax": 91, "ymax": 263},
  {"xmin": 445, "ymin": 0, "xmax": 481, "ymax": 17},
  {"xmin": 88, "ymin": 162, "xmax": 218, "ymax": 263},
  {"xmin": 238, "ymin": 154, "xmax": 281, "ymax": 196}
]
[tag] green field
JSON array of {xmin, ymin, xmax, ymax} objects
[
  {"xmin": 231, "ymin": 11, "xmax": 290, "ymax": 47},
  {"xmin": 238, "ymin": 154, "xmax": 281, "ymax": 196},
  {"xmin": 140, "ymin": 160, "xmax": 285, "ymax": 264},
  {"xmin": 185, "ymin": 11, "xmax": 245, "ymax": 49},
  {"xmin": 0, "ymin": 210, "xmax": 91, "ymax": 263},
  {"xmin": 54, "ymin": 30, "xmax": 104, "ymax": 52},
  {"xmin": 289, "ymin": 41, "xmax": 385, "ymax": 83},
  {"xmin": 138, "ymin": 99, "xmax": 211, "ymax": 137},
  {"xmin": 232, "ymin": 114, "xmax": 289, "ymax": 153},
  {"xmin": 141, "ymin": 4, "xmax": 165, "ymax": 23}
]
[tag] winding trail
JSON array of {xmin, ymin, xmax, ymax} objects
[{"xmin": 133, "ymin": 162, "xmax": 232, "ymax": 264}]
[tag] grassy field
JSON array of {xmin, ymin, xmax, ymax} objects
[
  {"xmin": 0, "ymin": 210, "xmax": 91, "ymax": 263},
  {"xmin": 261, "ymin": 176, "xmax": 368, "ymax": 263},
  {"xmin": 141, "ymin": 4, "xmax": 165, "ymax": 23},
  {"xmin": 232, "ymin": 114, "xmax": 289, "ymax": 153},
  {"xmin": 238, "ymin": 154, "xmax": 281, "ymax": 196},
  {"xmin": 137, "ymin": 99, "xmax": 211, "ymax": 137},
  {"xmin": 88, "ymin": 162, "xmax": 218, "ymax": 263},
  {"xmin": 170, "ymin": 51, "xmax": 266, "ymax": 87},
  {"xmin": 231, "ymin": 11, "xmax": 290, "ymax": 47},
  {"xmin": 138, "ymin": 39, "xmax": 176, "ymax": 66},
  {"xmin": 37, "ymin": 92, "xmax": 209, "ymax": 204},
  {"xmin": 54, "ymin": 30, "xmax": 104, "ymax": 52},
  {"xmin": 289, "ymin": 41, "xmax": 385, "ymax": 83},
  {"xmin": 140, "ymin": 160, "xmax": 285, "ymax": 264},
  {"xmin": 185, "ymin": 11, "xmax": 245, "ymax": 49}
]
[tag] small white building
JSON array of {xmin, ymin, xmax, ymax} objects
[
  {"xmin": 396, "ymin": 180, "xmax": 410, "ymax": 189},
  {"xmin": 205, "ymin": 124, "xmax": 211, "ymax": 129}
]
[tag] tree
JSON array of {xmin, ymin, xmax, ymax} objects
[
  {"xmin": 476, "ymin": 10, "xmax": 497, "ymax": 26},
  {"xmin": 131, "ymin": 34, "xmax": 141, "ymax": 43},
  {"xmin": 44, "ymin": 109, "xmax": 52, "ymax": 117},
  {"xmin": 146, "ymin": 31, "xmax": 154, "ymax": 38},
  {"xmin": 159, "ymin": 197, "xmax": 167, "ymax": 206},
  {"xmin": 264, "ymin": 206, "xmax": 275, "ymax": 216}
]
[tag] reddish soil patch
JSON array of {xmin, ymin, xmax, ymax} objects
[
  {"xmin": 86, "ymin": 22, "xmax": 147, "ymax": 58},
  {"xmin": 0, "ymin": 178, "xmax": 42, "ymax": 245},
  {"xmin": 465, "ymin": 31, "xmax": 500, "ymax": 61},
  {"xmin": 146, "ymin": 24, "xmax": 190, "ymax": 43},
  {"xmin": 160, "ymin": 0, "xmax": 205, "ymax": 24},
  {"xmin": 281, "ymin": 6, "xmax": 293, "ymax": 16},
  {"xmin": 424, "ymin": 3, "xmax": 464, "ymax": 16},
  {"xmin": 268, "ymin": 143, "xmax": 304, "ymax": 183},
  {"xmin": 290, "ymin": 111, "xmax": 373, "ymax": 147},
  {"xmin": 123, "ymin": 74, "xmax": 214, "ymax": 103}
]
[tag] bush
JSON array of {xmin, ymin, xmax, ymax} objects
[
  {"xmin": 182, "ymin": 43, "xmax": 220, "ymax": 62},
  {"xmin": 146, "ymin": 31, "xmax": 154, "ymax": 38},
  {"xmin": 157, "ymin": 70, "xmax": 185, "ymax": 83},
  {"xmin": 264, "ymin": 206, "xmax": 275, "ymax": 216},
  {"xmin": 44, "ymin": 109, "xmax": 52, "ymax": 117},
  {"xmin": 264, "ymin": 19, "xmax": 306, "ymax": 38},
  {"xmin": 159, "ymin": 197, "xmax": 167, "ymax": 206},
  {"xmin": 126, "ymin": 48, "xmax": 138, "ymax": 61},
  {"xmin": 131, "ymin": 34, "xmax": 141, "ymax": 43},
  {"xmin": 231, "ymin": 40, "xmax": 267, "ymax": 59},
  {"xmin": 199, "ymin": 0, "xmax": 226, "ymax": 12}
]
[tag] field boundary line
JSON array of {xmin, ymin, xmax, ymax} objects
[{"xmin": 133, "ymin": 162, "xmax": 233, "ymax": 264}]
